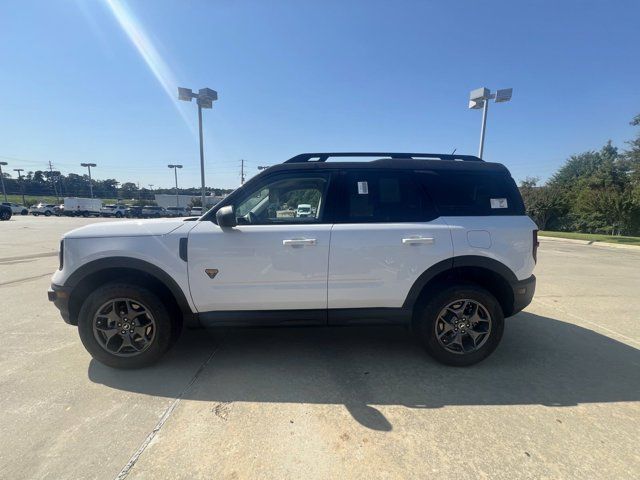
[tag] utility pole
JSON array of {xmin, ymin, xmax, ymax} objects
[
  {"xmin": 13, "ymin": 168, "xmax": 25, "ymax": 205},
  {"xmin": 148, "ymin": 184, "xmax": 154, "ymax": 201},
  {"xmin": 240, "ymin": 159, "xmax": 246, "ymax": 185},
  {"xmin": 0, "ymin": 162, "xmax": 7, "ymax": 202},
  {"xmin": 81, "ymin": 163, "xmax": 97, "ymax": 198},
  {"xmin": 168, "ymin": 164, "xmax": 183, "ymax": 207},
  {"xmin": 468, "ymin": 87, "xmax": 513, "ymax": 159},
  {"xmin": 178, "ymin": 87, "xmax": 218, "ymax": 208},
  {"xmin": 48, "ymin": 161, "xmax": 60, "ymax": 203}
]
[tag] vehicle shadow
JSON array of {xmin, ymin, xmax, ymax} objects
[{"xmin": 88, "ymin": 312, "xmax": 640, "ymax": 431}]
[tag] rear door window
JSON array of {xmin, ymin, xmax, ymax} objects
[
  {"xmin": 419, "ymin": 171, "xmax": 524, "ymax": 216},
  {"xmin": 339, "ymin": 170, "xmax": 436, "ymax": 223}
]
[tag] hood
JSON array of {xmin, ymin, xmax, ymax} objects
[{"xmin": 63, "ymin": 218, "xmax": 187, "ymax": 239}]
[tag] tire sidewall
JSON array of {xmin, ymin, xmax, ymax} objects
[
  {"xmin": 77, "ymin": 283, "xmax": 173, "ymax": 369},
  {"xmin": 417, "ymin": 285, "xmax": 504, "ymax": 367}
]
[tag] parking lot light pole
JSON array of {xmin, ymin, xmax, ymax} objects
[
  {"xmin": 80, "ymin": 163, "xmax": 97, "ymax": 198},
  {"xmin": 178, "ymin": 87, "xmax": 218, "ymax": 208},
  {"xmin": 0, "ymin": 161, "xmax": 7, "ymax": 201},
  {"xmin": 468, "ymin": 87, "xmax": 513, "ymax": 159},
  {"xmin": 14, "ymin": 168, "xmax": 26, "ymax": 205},
  {"xmin": 168, "ymin": 164, "xmax": 183, "ymax": 206}
]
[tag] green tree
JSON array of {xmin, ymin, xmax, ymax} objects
[{"xmin": 519, "ymin": 177, "xmax": 563, "ymax": 230}]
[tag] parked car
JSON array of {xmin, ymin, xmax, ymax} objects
[
  {"xmin": 125, "ymin": 206, "xmax": 143, "ymax": 218},
  {"xmin": 100, "ymin": 204, "xmax": 127, "ymax": 218},
  {"xmin": 189, "ymin": 206, "xmax": 203, "ymax": 216},
  {"xmin": 296, "ymin": 203, "xmax": 312, "ymax": 218},
  {"xmin": 0, "ymin": 203, "xmax": 12, "ymax": 220},
  {"xmin": 49, "ymin": 151, "xmax": 537, "ymax": 369},
  {"xmin": 165, "ymin": 206, "xmax": 188, "ymax": 217},
  {"xmin": 2, "ymin": 202, "xmax": 28, "ymax": 215},
  {"xmin": 30, "ymin": 203, "xmax": 57, "ymax": 216},
  {"xmin": 141, "ymin": 205, "xmax": 167, "ymax": 218}
]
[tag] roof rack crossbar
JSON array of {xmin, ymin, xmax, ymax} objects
[{"xmin": 284, "ymin": 152, "xmax": 483, "ymax": 163}]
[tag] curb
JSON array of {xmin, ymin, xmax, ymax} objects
[{"xmin": 539, "ymin": 236, "xmax": 640, "ymax": 251}]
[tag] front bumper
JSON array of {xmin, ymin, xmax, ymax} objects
[
  {"xmin": 510, "ymin": 274, "xmax": 536, "ymax": 315},
  {"xmin": 48, "ymin": 284, "xmax": 74, "ymax": 325}
]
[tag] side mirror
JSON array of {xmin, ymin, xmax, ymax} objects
[{"xmin": 216, "ymin": 205, "xmax": 237, "ymax": 228}]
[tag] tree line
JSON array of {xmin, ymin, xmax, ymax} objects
[
  {"xmin": 519, "ymin": 114, "xmax": 640, "ymax": 235},
  {"xmin": 0, "ymin": 170, "xmax": 232, "ymax": 205}
]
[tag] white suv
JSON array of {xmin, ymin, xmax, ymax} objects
[
  {"xmin": 100, "ymin": 204, "xmax": 127, "ymax": 218},
  {"xmin": 48, "ymin": 152, "xmax": 537, "ymax": 369}
]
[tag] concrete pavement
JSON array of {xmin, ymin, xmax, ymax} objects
[{"xmin": 1, "ymin": 216, "xmax": 638, "ymax": 479}]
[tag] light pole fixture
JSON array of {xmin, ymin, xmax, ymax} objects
[
  {"xmin": 80, "ymin": 163, "xmax": 97, "ymax": 198},
  {"xmin": 178, "ymin": 86, "xmax": 218, "ymax": 208},
  {"xmin": 168, "ymin": 164, "xmax": 183, "ymax": 206},
  {"xmin": 469, "ymin": 87, "xmax": 513, "ymax": 159},
  {"xmin": 0, "ymin": 161, "xmax": 7, "ymax": 202},
  {"xmin": 14, "ymin": 168, "xmax": 25, "ymax": 205}
]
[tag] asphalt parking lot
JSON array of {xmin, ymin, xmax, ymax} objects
[{"xmin": 1, "ymin": 215, "xmax": 639, "ymax": 479}]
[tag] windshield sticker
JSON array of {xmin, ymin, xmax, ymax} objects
[{"xmin": 357, "ymin": 181, "xmax": 369, "ymax": 195}]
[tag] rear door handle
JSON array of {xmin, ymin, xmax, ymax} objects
[
  {"xmin": 402, "ymin": 236, "xmax": 435, "ymax": 245},
  {"xmin": 283, "ymin": 238, "xmax": 317, "ymax": 246}
]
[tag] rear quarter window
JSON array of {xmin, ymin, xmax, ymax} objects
[{"xmin": 419, "ymin": 171, "xmax": 525, "ymax": 216}]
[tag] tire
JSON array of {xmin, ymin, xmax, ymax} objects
[
  {"xmin": 115, "ymin": 212, "xmax": 123, "ymax": 218},
  {"xmin": 44, "ymin": 210, "xmax": 52, "ymax": 217},
  {"xmin": 415, "ymin": 284, "xmax": 504, "ymax": 367},
  {"xmin": 82, "ymin": 211, "xmax": 89, "ymax": 217},
  {"xmin": 21, "ymin": 209, "xmax": 28, "ymax": 215},
  {"xmin": 0, "ymin": 210, "xmax": 11, "ymax": 221},
  {"xmin": 77, "ymin": 282, "xmax": 174, "ymax": 369}
]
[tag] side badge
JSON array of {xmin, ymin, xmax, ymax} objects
[{"xmin": 205, "ymin": 268, "xmax": 219, "ymax": 279}]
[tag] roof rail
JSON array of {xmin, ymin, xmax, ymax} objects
[{"xmin": 284, "ymin": 152, "xmax": 483, "ymax": 163}]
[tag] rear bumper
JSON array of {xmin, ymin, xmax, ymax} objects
[
  {"xmin": 48, "ymin": 284, "xmax": 74, "ymax": 325},
  {"xmin": 510, "ymin": 274, "xmax": 536, "ymax": 316}
]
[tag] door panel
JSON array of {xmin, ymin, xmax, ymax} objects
[
  {"xmin": 188, "ymin": 222, "xmax": 331, "ymax": 312},
  {"xmin": 328, "ymin": 221, "xmax": 453, "ymax": 310}
]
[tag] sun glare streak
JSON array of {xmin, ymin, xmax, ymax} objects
[{"xmin": 103, "ymin": 0, "xmax": 194, "ymax": 130}]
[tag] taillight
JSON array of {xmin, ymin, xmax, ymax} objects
[
  {"xmin": 59, "ymin": 240, "xmax": 64, "ymax": 270},
  {"xmin": 532, "ymin": 230, "xmax": 539, "ymax": 263}
]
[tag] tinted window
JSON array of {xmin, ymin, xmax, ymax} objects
[
  {"xmin": 340, "ymin": 171, "xmax": 435, "ymax": 223},
  {"xmin": 419, "ymin": 171, "xmax": 524, "ymax": 216}
]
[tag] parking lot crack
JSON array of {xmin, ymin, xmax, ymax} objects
[{"xmin": 114, "ymin": 347, "xmax": 218, "ymax": 480}]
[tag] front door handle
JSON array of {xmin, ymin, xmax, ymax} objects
[
  {"xmin": 402, "ymin": 236, "xmax": 435, "ymax": 245},
  {"xmin": 283, "ymin": 238, "xmax": 317, "ymax": 246}
]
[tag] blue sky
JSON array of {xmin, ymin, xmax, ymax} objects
[{"xmin": 1, "ymin": 0, "xmax": 638, "ymax": 189}]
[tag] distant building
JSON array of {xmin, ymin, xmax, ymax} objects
[{"xmin": 154, "ymin": 194, "xmax": 225, "ymax": 208}]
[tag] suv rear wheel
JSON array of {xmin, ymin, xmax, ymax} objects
[
  {"xmin": 77, "ymin": 282, "xmax": 174, "ymax": 369},
  {"xmin": 416, "ymin": 285, "xmax": 504, "ymax": 366}
]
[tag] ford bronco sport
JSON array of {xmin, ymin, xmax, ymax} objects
[{"xmin": 48, "ymin": 152, "xmax": 537, "ymax": 369}]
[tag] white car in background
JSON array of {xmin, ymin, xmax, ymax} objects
[
  {"xmin": 296, "ymin": 203, "xmax": 312, "ymax": 218},
  {"xmin": 2, "ymin": 202, "xmax": 29, "ymax": 215},
  {"xmin": 165, "ymin": 206, "xmax": 188, "ymax": 217},
  {"xmin": 30, "ymin": 203, "xmax": 57, "ymax": 216},
  {"xmin": 100, "ymin": 204, "xmax": 127, "ymax": 218}
]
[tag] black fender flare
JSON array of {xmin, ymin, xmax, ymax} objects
[
  {"xmin": 402, "ymin": 255, "xmax": 518, "ymax": 310},
  {"xmin": 64, "ymin": 257, "xmax": 193, "ymax": 316}
]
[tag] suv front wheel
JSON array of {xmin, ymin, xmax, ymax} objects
[
  {"xmin": 416, "ymin": 285, "xmax": 504, "ymax": 367},
  {"xmin": 77, "ymin": 283, "xmax": 174, "ymax": 369}
]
